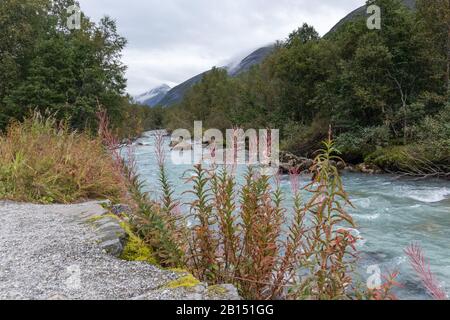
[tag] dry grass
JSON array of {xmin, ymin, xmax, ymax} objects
[{"xmin": 0, "ymin": 112, "xmax": 126, "ymax": 203}]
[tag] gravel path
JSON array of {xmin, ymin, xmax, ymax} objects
[{"xmin": 0, "ymin": 201, "xmax": 181, "ymax": 300}]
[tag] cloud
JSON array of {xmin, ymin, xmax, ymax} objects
[{"xmin": 77, "ymin": 0, "xmax": 365, "ymax": 95}]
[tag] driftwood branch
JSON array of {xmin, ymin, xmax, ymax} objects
[{"xmin": 385, "ymin": 150, "xmax": 450, "ymax": 180}]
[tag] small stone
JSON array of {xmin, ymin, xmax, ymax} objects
[{"xmin": 99, "ymin": 239, "xmax": 124, "ymax": 257}]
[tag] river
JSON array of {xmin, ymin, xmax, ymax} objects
[{"xmin": 130, "ymin": 132, "xmax": 450, "ymax": 300}]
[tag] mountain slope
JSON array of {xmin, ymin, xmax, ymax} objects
[
  {"xmin": 135, "ymin": 84, "xmax": 171, "ymax": 107},
  {"xmin": 326, "ymin": 0, "xmax": 416, "ymax": 35},
  {"xmin": 227, "ymin": 45, "xmax": 275, "ymax": 76},
  {"xmin": 154, "ymin": 0, "xmax": 416, "ymax": 107},
  {"xmin": 157, "ymin": 72, "xmax": 209, "ymax": 107},
  {"xmin": 158, "ymin": 45, "xmax": 275, "ymax": 106}
]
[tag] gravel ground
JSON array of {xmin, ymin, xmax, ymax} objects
[{"xmin": 0, "ymin": 201, "xmax": 181, "ymax": 300}]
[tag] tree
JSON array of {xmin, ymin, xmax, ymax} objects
[
  {"xmin": 286, "ymin": 23, "xmax": 320, "ymax": 48},
  {"xmin": 0, "ymin": 0, "xmax": 127, "ymax": 131},
  {"xmin": 0, "ymin": 0, "xmax": 49, "ymax": 128},
  {"xmin": 416, "ymin": 0, "xmax": 450, "ymax": 98}
]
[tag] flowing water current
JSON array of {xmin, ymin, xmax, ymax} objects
[{"xmin": 130, "ymin": 132, "xmax": 450, "ymax": 300}]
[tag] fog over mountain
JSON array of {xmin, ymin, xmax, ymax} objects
[
  {"xmin": 135, "ymin": 0, "xmax": 416, "ymax": 107},
  {"xmin": 155, "ymin": 45, "xmax": 275, "ymax": 107},
  {"xmin": 135, "ymin": 84, "xmax": 171, "ymax": 107},
  {"xmin": 77, "ymin": 0, "xmax": 365, "ymax": 95}
]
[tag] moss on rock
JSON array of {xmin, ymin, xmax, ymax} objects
[
  {"xmin": 207, "ymin": 285, "xmax": 228, "ymax": 295},
  {"xmin": 87, "ymin": 213, "xmax": 119, "ymax": 224},
  {"xmin": 165, "ymin": 274, "xmax": 200, "ymax": 289},
  {"xmin": 119, "ymin": 221, "xmax": 157, "ymax": 265}
]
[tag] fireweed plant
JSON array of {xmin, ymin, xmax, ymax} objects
[
  {"xmin": 182, "ymin": 138, "xmax": 398, "ymax": 300},
  {"xmin": 97, "ymin": 110, "xmax": 185, "ymax": 267},
  {"xmin": 405, "ymin": 243, "xmax": 448, "ymax": 300},
  {"xmin": 96, "ymin": 112, "xmax": 444, "ymax": 300}
]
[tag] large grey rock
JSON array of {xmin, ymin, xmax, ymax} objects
[
  {"xmin": 90, "ymin": 215, "xmax": 128, "ymax": 258},
  {"xmin": 0, "ymin": 201, "xmax": 242, "ymax": 300},
  {"xmin": 356, "ymin": 163, "xmax": 384, "ymax": 175},
  {"xmin": 279, "ymin": 151, "xmax": 314, "ymax": 174},
  {"xmin": 204, "ymin": 284, "xmax": 241, "ymax": 300}
]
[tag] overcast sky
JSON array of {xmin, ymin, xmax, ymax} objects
[{"xmin": 78, "ymin": 0, "xmax": 365, "ymax": 96}]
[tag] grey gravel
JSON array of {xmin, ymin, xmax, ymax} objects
[
  {"xmin": 0, "ymin": 201, "xmax": 180, "ymax": 300},
  {"xmin": 0, "ymin": 201, "xmax": 241, "ymax": 300}
]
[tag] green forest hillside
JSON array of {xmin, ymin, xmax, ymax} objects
[
  {"xmin": 165, "ymin": 0, "xmax": 449, "ymax": 174},
  {"xmin": 0, "ymin": 0, "xmax": 163, "ymax": 138},
  {"xmin": 1, "ymin": 0, "xmax": 448, "ymax": 175}
]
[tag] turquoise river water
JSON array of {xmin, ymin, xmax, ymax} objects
[{"xmin": 130, "ymin": 132, "xmax": 450, "ymax": 300}]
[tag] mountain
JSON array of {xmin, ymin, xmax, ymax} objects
[
  {"xmin": 326, "ymin": 0, "xmax": 416, "ymax": 35},
  {"xmin": 153, "ymin": 0, "xmax": 417, "ymax": 107},
  {"xmin": 134, "ymin": 84, "xmax": 171, "ymax": 107},
  {"xmin": 157, "ymin": 72, "xmax": 209, "ymax": 107},
  {"xmin": 227, "ymin": 45, "xmax": 275, "ymax": 76},
  {"xmin": 157, "ymin": 45, "xmax": 275, "ymax": 106}
]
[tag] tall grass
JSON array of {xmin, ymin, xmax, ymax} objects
[
  {"xmin": 181, "ymin": 139, "xmax": 370, "ymax": 300},
  {"xmin": 119, "ymin": 126, "xmax": 399, "ymax": 300},
  {"xmin": 97, "ymin": 111, "xmax": 186, "ymax": 267},
  {"xmin": 0, "ymin": 112, "xmax": 125, "ymax": 203},
  {"xmin": 2, "ymin": 112, "xmax": 440, "ymax": 301}
]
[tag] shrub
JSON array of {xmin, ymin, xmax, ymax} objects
[
  {"xmin": 281, "ymin": 117, "xmax": 329, "ymax": 158},
  {"xmin": 0, "ymin": 112, "xmax": 125, "ymax": 203},
  {"xmin": 414, "ymin": 104, "xmax": 450, "ymax": 164},
  {"xmin": 97, "ymin": 113, "xmax": 186, "ymax": 268},
  {"xmin": 366, "ymin": 143, "xmax": 449, "ymax": 177},
  {"xmin": 98, "ymin": 111, "xmax": 399, "ymax": 299},
  {"xmin": 335, "ymin": 126, "xmax": 391, "ymax": 163},
  {"xmin": 183, "ymin": 140, "xmax": 366, "ymax": 300},
  {"xmin": 365, "ymin": 145, "xmax": 413, "ymax": 171},
  {"xmin": 367, "ymin": 105, "xmax": 450, "ymax": 175}
]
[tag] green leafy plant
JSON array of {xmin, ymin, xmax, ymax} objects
[{"xmin": 97, "ymin": 110, "xmax": 186, "ymax": 268}]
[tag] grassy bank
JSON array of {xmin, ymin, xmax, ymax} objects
[
  {"xmin": 1, "ymin": 113, "xmax": 445, "ymax": 300},
  {"xmin": 0, "ymin": 112, "xmax": 126, "ymax": 203}
]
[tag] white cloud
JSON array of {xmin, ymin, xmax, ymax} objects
[{"xmin": 77, "ymin": 0, "xmax": 365, "ymax": 95}]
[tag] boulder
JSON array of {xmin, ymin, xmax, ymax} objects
[
  {"xmin": 89, "ymin": 215, "xmax": 128, "ymax": 258},
  {"xmin": 132, "ymin": 282, "xmax": 241, "ymax": 301},
  {"xmin": 356, "ymin": 163, "xmax": 383, "ymax": 174},
  {"xmin": 204, "ymin": 284, "xmax": 241, "ymax": 300},
  {"xmin": 337, "ymin": 161, "xmax": 346, "ymax": 170},
  {"xmin": 343, "ymin": 164, "xmax": 358, "ymax": 172},
  {"xmin": 279, "ymin": 152, "xmax": 314, "ymax": 174}
]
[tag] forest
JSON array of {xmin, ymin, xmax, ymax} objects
[
  {"xmin": 163, "ymin": 0, "xmax": 450, "ymax": 174},
  {"xmin": 0, "ymin": 0, "xmax": 448, "ymax": 174},
  {"xmin": 0, "ymin": 0, "xmax": 162, "ymax": 138}
]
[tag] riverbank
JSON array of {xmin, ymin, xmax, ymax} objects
[
  {"xmin": 0, "ymin": 201, "xmax": 239, "ymax": 300},
  {"xmin": 279, "ymin": 151, "xmax": 385, "ymax": 175},
  {"xmin": 130, "ymin": 133, "xmax": 450, "ymax": 299}
]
